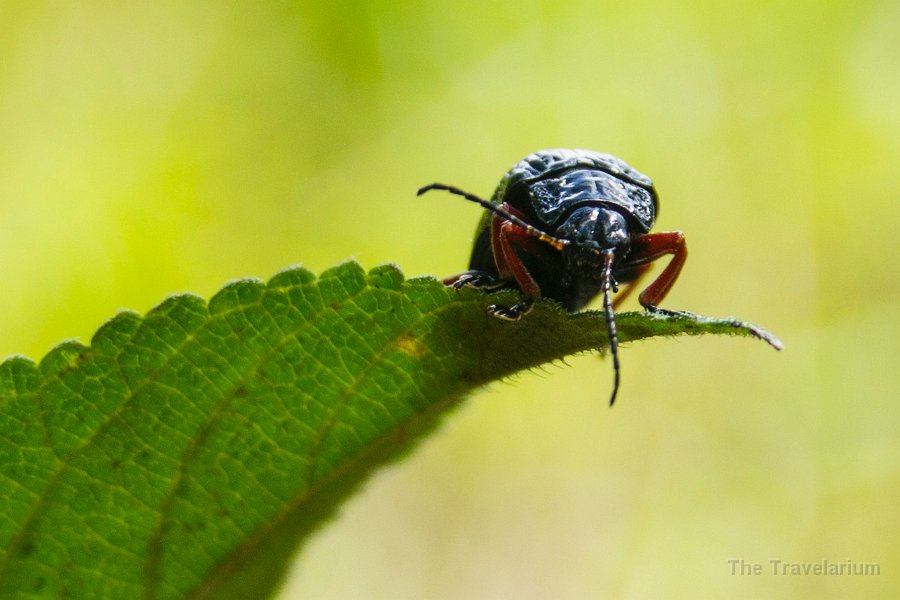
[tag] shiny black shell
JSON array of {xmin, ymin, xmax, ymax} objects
[
  {"xmin": 468, "ymin": 149, "xmax": 659, "ymax": 309},
  {"xmin": 489, "ymin": 148, "xmax": 657, "ymax": 232}
]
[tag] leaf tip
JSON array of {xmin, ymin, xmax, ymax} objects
[{"xmin": 745, "ymin": 323, "xmax": 784, "ymax": 351}]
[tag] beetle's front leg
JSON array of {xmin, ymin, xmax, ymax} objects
[
  {"xmin": 442, "ymin": 270, "xmax": 506, "ymax": 291},
  {"xmin": 485, "ymin": 216, "xmax": 544, "ymax": 321},
  {"xmin": 443, "ymin": 269, "xmax": 533, "ymax": 321},
  {"xmin": 487, "ymin": 299, "xmax": 534, "ymax": 321},
  {"xmin": 621, "ymin": 231, "xmax": 687, "ymax": 309}
]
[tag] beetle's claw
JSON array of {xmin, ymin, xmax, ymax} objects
[
  {"xmin": 451, "ymin": 271, "xmax": 504, "ymax": 291},
  {"xmin": 645, "ymin": 305, "xmax": 691, "ymax": 318},
  {"xmin": 487, "ymin": 300, "xmax": 532, "ymax": 321},
  {"xmin": 487, "ymin": 304, "xmax": 521, "ymax": 320}
]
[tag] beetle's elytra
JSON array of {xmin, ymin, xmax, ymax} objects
[{"xmin": 418, "ymin": 149, "xmax": 687, "ymax": 405}]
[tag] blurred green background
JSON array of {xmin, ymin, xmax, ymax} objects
[{"xmin": 1, "ymin": 1, "xmax": 898, "ymax": 598}]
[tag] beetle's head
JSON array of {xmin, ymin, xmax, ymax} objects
[{"xmin": 556, "ymin": 206, "xmax": 631, "ymax": 271}]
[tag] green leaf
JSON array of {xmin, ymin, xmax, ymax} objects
[{"xmin": 0, "ymin": 260, "xmax": 780, "ymax": 599}]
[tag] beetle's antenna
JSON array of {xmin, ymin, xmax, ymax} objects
[
  {"xmin": 418, "ymin": 183, "xmax": 569, "ymax": 251},
  {"xmin": 601, "ymin": 249, "xmax": 621, "ymax": 406}
]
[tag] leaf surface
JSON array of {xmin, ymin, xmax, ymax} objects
[{"xmin": 0, "ymin": 261, "xmax": 780, "ymax": 599}]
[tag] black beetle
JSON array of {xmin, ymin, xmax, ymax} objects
[{"xmin": 418, "ymin": 148, "xmax": 687, "ymax": 405}]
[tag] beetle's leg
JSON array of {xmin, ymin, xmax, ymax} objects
[
  {"xmin": 623, "ymin": 231, "xmax": 687, "ymax": 308},
  {"xmin": 443, "ymin": 270, "xmax": 505, "ymax": 291},
  {"xmin": 487, "ymin": 212, "xmax": 544, "ymax": 321},
  {"xmin": 610, "ymin": 263, "xmax": 652, "ymax": 309}
]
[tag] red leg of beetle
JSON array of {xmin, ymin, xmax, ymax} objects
[
  {"xmin": 625, "ymin": 231, "xmax": 687, "ymax": 308},
  {"xmin": 490, "ymin": 211, "xmax": 513, "ymax": 280},
  {"xmin": 483, "ymin": 210, "xmax": 547, "ymax": 320},
  {"xmin": 494, "ymin": 216, "xmax": 542, "ymax": 301},
  {"xmin": 443, "ymin": 272, "xmax": 464, "ymax": 286},
  {"xmin": 612, "ymin": 263, "xmax": 651, "ymax": 309}
]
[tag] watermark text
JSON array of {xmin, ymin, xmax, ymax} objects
[{"xmin": 728, "ymin": 559, "xmax": 880, "ymax": 576}]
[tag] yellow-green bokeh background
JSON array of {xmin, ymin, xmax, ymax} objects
[{"xmin": 2, "ymin": 2, "xmax": 898, "ymax": 598}]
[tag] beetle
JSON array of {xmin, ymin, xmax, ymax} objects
[{"xmin": 418, "ymin": 148, "xmax": 687, "ymax": 405}]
